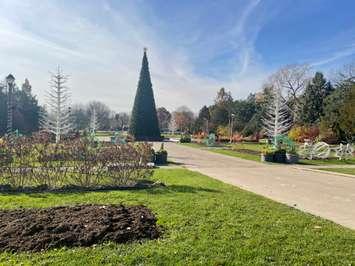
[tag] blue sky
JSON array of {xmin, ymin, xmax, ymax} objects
[{"xmin": 0, "ymin": 0, "xmax": 354, "ymax": 112}]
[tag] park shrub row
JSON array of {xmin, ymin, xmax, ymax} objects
[{"xmin": 0, "ymin": 133, "xmax": 153, "ymax": 189}]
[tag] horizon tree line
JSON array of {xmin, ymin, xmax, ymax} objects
[{"xmin": 0, "ymin": 61, "xmax": 354, "ymax": 143}]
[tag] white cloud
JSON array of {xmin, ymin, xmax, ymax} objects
[{"xmin": 0, "ymin": 0, "xmax": 268, "ymax": 113}]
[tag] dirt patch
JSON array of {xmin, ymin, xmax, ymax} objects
[{"xmin": 0, "ymin": 204, "xmax": 160, "ymax": 252}]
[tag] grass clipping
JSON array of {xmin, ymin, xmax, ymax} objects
[{"xmin": 0, "ymin": 204, "xmax": 159, "ymax": 252}]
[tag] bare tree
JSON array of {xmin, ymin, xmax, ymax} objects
[
  {"xmin": 270, "ymin": 64, "xmax": 310, "ymax": 122},
  {"xmin": 157, "ymin": 107, "xmax": 171, "ymax": 132},
  {"xmin": 172, "ymin": 106, "xmax": 195, "ymax": 133},
  {"xmin": 114, "ymin": 112, "xmax": 130, "ymax": 130},
  {"xmin": 87, "ymin": 101, "xmax": 111, "ymax": 130},
  {"xmin": 336, "ymin": 62, "xmax": 355, "ymax": 84},
  {"xmin": 41, "ymin": 67, "xmax": 72, "ymax": 143}
]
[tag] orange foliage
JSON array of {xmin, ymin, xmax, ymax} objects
[{"xmin": 288, "ymin": 125, "xmax": 320, "ymax": 142}]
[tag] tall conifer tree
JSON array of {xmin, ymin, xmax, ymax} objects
[
  {"xmin": 301, "ymin": 72, "xmax": 333, "ymax": 124},
  {"xmin": 129, "ymin": 48, "xmax": 161, "ymax": 140}
]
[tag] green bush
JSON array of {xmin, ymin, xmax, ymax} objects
[
  {"xmin": 0, "ymin": 135, "xmax": 154, "ymax": 189},
  {"xmin": 273, "ymin": 149, "xmax": 287, "ymax": 163},
  {"xmin": 180, "ymin": 135, "xmax": 191, "ymax": 143}
]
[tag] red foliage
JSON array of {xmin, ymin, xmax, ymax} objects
[{"xmin": 288, "ymin": 126, "xmax": 320, "ymax": 142}]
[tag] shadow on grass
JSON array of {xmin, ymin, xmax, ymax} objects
[
  {"xmin": 0, "ymin": 183, "xmax": 220, "ymax": 197},
  {"xmin": 0, "ymin": 180, "xmax": 159, "ymax": 196},
  {"xmin": 146, "ymin": 184, "xmax": 221, "ymax": 194},
  {"xmin": 166, "ymin": 161, "xmax": 184, "ymax": 166}
]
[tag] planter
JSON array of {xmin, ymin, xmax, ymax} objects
[
  {"xmin": 286, "ymin": 153, "xmax": 299, "ymax": 164},
  {"xmin": 273, "ymin": 149, "xmax": 287, "ymax": 163},
  {"xmin": 261, "ymin": 153, "xmax": 274, "ymax": 162},
  {"xmin": 155, "ymin": 151, "xmax": 168, "ymax": 165}
]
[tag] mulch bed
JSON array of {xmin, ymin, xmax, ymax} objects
[{"xmin": 0, "ymin": 204, "xmax": 160, "ymax": 252}]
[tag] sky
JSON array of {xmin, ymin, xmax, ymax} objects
[{"xmin": 0, "ymin": 0, "xmax": 354, "ymax": 112}]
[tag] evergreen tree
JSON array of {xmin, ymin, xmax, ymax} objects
[
  {"xmin": 301, "ymin": 72, "xmax": 333, "ymax": 124},
  {"xmin": 233, "ymin": 94, "xmax": 257, "ymax": 132},
  {"xmin": 210, "ymin": 105, "xmax": 229, "ymax": 129},
  {"xmin": 339, "ymin": 85, "xmax": 355, "ymax": 142},
  {"xmin": 209, "ymin": 88, "xmax": 233, "ymax": 130},
  {"xmin": 321, "ymin": 80, "xmax": 354, "ymax": 142},
  {"xmin": 0, "ymin": 85, "xmax": 6, "ymax": 135},
  {"xmin": 129, "ymin": 49, "xmax": 161, "ymax": 140},
  {"xmin": 14, "ymin": 87, "xmax": 41, "ymax": 134},
  {"xmin": 0, "ymin": 79, "xmax": 40, "ymax": 136},
  {"xmin": 193, "ymin": 105, "xmax": 210, "ymax": 133}
]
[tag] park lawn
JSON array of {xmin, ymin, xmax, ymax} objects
[
  {"xmin": 228, "ymin": 142, "xmax": 267, "ymax": 152},
  {"xmin": 317, "ymin": 168, "xmax": 355, "ymax": 176},
  {"xmin": 0, "ymin": 169, "xmax": 354, "ymax": 265},
  {"xmin": 299, "ymin": 157, "xmax": 355, "ymax": 166},
  {"xmin": 162, "ymin": 133, "xmax": 182, "ymax": 139},
  {"xmin": 181, "ymin": 142, "xmax": 355, "ymax": 166},
  {"xmin": 180, "ymin": 142, "xmax": 206, "ymax": 148},
  {"xmin": 95, "ymin": 131, "xmax": 115, "ymax": 137},
  {"xmin": 210, "ymin": 148, "xmax": 260, "ymax": 162}
]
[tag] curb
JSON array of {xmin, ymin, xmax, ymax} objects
[{"xmin": 292, "ymin": 166, "xmax": 355, "ymax": 179}]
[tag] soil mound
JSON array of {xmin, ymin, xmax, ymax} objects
[{"xmin": 0, "ymin": 204, "xmax": 159, "ymax": 252}]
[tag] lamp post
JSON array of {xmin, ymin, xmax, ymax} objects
[
  {"xmin": 6, "ymin": 74, "xmax": 15, "ymax": 139},
  {"xmin": 204, "ymin": 117, "xmax": 209, "ymax": 135},
  {"xmin": 229, "ymin": 113, "xmax": 235, "ymax": 143}
]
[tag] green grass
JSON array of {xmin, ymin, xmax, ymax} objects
[
  {"xmin": 317, "ymin": 168, "xmax": 355, "ymax": 176},
  {"xmin": 229, "ymin": 142, "xmax": 266, "ymax": 152},
  {"xmin": 299, "ymin": 158, "xmax": 355, "ymax": 165},
  {"xmin": 181, "ymin": 142, "xmax": 355, "ymax": 166},
  {"xmin": 210, "ymin": 149, "xmax": 261, "ymax": 162},
  {"xmin": 162, "ymin": 133, "xmax": 182, "ymax": 139},
  {"xmin": 94, "ymin": 131, "xmax": 115, "ymax": 137},
  {"xmin": 1, "ymin": 168, "xmax": 354, "ymax": 265},
  {"xmin": 180, "ymin": 142, "xmax": 206, "ymax": 148}
]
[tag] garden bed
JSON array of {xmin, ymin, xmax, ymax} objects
[{"xmin": 0, "ymin": 204, "xmax": 160, "ymax": 252}]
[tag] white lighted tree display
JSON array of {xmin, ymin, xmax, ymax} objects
[
  {"xmin": 41, "ymin": 68, "xmax": 72, "ymax": 143},
  {"xmin": 262, "ymin": 87, "xmax": 292, "ymax": 144},
  {"xmin": 89, "ymin": 108, "xmax": 99, "ymax": 133}
]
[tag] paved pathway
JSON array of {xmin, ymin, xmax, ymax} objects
[{"xmin": 157, "ymin": 142, "xmax": 355, "ymax": 230}]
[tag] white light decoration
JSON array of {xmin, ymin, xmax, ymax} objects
[
  {"xmin": 262, "ymin": 87, "xmax": 292, "ymax": 143},
  {"xmin": 299, "ymin": 141, "xmax": 330, "ymax": 160},
  {"xmin": 41, "ymin": 67, "xmax": 72, "ymax": 143},
  {"xmin": 89, "ymin": 108, "xmax": 99, "ymax": 133},
  {"xmin": 335, "ymin": 143, "xmax": 354, "ymax": 160}
]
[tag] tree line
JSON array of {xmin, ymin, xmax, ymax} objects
[
  {"xmin": 0, "ymin": 79, "xmax": 41, "ymax": 135},
  {"xmin": 0, "ymin": 76, "xmax": 130, "ymax": 136},
  {"xmin": 158, "ymin": 63, "xmax": 354, "ymax": 143},
  {"xmin": 1, "ymin": 62, "xmax": 354, "ymax": 143}
]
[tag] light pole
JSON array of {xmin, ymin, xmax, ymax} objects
[
  {"xmin": 229, "ymin": 113, "xmax": 235, "ymax": 143},
  {"xmin": 6, "ymin": 74, "xmax": 15, "ymax": 139},
  {"xmin": 204, "ymin": 117, "xmax": 209, "ymax": 135}
]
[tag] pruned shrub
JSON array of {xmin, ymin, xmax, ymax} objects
[
  {"xmin": 0, "ymin": 136, "xmax": 153, "ymax": 189},
  {"xmin": 180, "ymin": 134, "xmax": 191, "ymax": 143}
]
